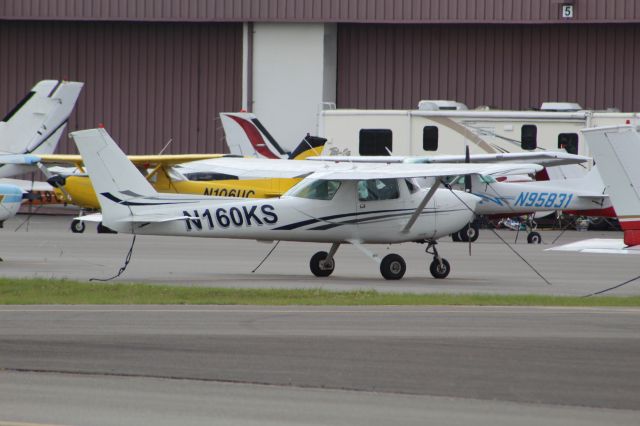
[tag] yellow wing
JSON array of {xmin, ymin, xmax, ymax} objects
[{"xmin": 38, "ymin": 153, "xmax": 232, "ymax": 168}]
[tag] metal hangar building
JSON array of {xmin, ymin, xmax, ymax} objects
[{"xmin": 1, "ymin": 0, "xmax": 639, "ymax": 154}]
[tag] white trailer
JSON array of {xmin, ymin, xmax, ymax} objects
[{"xmin": 318, "ymin": 101, "xmax": 640, "ymax": 159}]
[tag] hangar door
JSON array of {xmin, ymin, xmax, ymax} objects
[
  {"xmin": 0, "ymin": 21, "xmax": 242, "ymax": 154},
  {"xmin": 337, "ymin": 23, "xmax": 640, "ymax": 112}
]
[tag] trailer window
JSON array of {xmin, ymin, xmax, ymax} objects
[
  {"xmin": 423, "ymin": 126, "xmax": 438, "ymax": 151},
  {"xmin": 558, "ymin": 133, "xmax": 578, "ymax": 155},
  {"xmin": 357, "ymin": 179, "xmax": 400, "ymax": 201},
  {"xmin": 521, "ymin": 125, "xmax": 537, "ymax": 150},
  {"xmin": 359, "ymin": 129, "xmax": 392, "ymax": 156}
]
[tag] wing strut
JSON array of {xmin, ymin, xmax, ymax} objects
[{"xmin": 402, "ymin": 178, "xmax": 442, "ymax": 234}]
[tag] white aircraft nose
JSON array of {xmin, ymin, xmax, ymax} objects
[
  {"xmin": 432, "ymin": 189, "xmax": 479, "ymax": 238},
  {"xmin": 456, "ymin": 190, "xmax": 481, "ymax": 216}
]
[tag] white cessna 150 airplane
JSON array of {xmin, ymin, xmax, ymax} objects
[{"xmin": 72, "ymin": 128, "xmax": 543, "ymax": 280}]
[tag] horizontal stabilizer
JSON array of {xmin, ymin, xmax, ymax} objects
[
  {"xmin": 75, "ymin": 211, "xmax": 191, "ymax": 224},
  {"xmin": 75, "ymin": 213, "xmax": 103, "ymax": 223},
  {"xmin": 0, "ymin": 154, "xmax": 40, "ymax": 165},
  {"xmin": 117, "ymin": 214, "xmax": 191, "ymax": 223},
  {"xmin": 546, "ymin": 239, "xmax": 640, "ymax": 255}
]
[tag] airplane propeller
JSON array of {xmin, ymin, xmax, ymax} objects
[{"xmin": 464, "ymin": 145, "xmax": 472, "ymax": 192}]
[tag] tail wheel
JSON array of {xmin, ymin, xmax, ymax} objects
[
  {"xmin": 429, "ymin": 258, "xmax": 451, "ymax": 279},
  {"xmin": 310, "ymin": 251, "xmax": 335, "ymax": 277},
  {"xmin": 70, "ymin": 219, "xmax": 85, "ymax": 233},
  {"xmin": 527, "ymin": 231, "xmax": 542, "ymax": 244},
  {"xmin": 380, "ymin": 254, "xmax": 406, "ymax": 280}
]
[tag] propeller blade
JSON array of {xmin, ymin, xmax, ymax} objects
[{"xmin": 464, "ymin": 146, "xmax": 472, "ymax": 192}]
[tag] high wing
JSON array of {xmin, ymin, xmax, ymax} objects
[
  {"xmin": 38, "ymin": 153, "xmax": 233, "ymax": 168},
  {"xmin": 175, "ymin": 157, "xmax": 343, "ymax": 179},
  {"xmin": 306, "ymin": 162, "xmax": 543, "ymax": 181},
  {"xmin": 308, "ymin": 151, "xmax": 590, "ymax": 168},
  {"xmin": 176, "ymin": 157, "xmax": 542, "ymax": 180}
]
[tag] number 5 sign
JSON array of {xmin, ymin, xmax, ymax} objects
[{"xmin": 562, "ymin": 4, "xmax": 574, "ymax": 19}]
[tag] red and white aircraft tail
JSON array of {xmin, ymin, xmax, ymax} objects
[
  {"xmin": 220, "ymin": 112, "xmax": 326, "ymax": 160},
  {"xmin": 548, "ymin": 125, "xmax": 640, "ymax": 254},
  {"xmin": 583, "ymin": 126, "xmax": 640, "ymax": 246}
]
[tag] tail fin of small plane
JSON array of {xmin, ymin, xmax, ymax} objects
[
  {"xmin": 287, "ymin": 134, "xmax": 327, "ymax": 160},
  {"xmin": 220, "ymin": 112, "xmax": 288, "ymax": 159},
  {"xmin": 582, "ymin": 125, "xmax": 640, "ymax": 246},
  {"xmin": 70, "ymin": 128, "xmax": 158, "ymax": 225},
  {"xmin": 0, "ymin": 80, "xmax": 84, "ymax": 156}
]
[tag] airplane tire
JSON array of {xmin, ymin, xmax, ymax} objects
[
  {"xmin": 71, "ymin": 219, "xmax": 85, "ymax": 234},
  {"xmin": 527, "ymin": 231, "xmax": 542, "ymax": 244},
  {"xmin": 451, "ymin": 232, "xmax": 462, "ymax": 242},
  {"xmin": 310, "ymin": 251, "xmax": 335, "ymax": 277},
  {"xmin": 380, "ymin": 254, "xmax": 406, "ymax": 280},
  {"xmin": 97, "ymin": 223, "xmax": 117, "ymax": 234},
  {"xmin": 429, "ymin": 258, "xmax": 451, "ymax": 279}
]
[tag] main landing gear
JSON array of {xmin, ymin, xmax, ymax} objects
[
  {"xmin": 308, "ymin": 240, "xmax": 449, "ymax": 280},
  {"xmin": 70, "ymin": 220, "xmax": 117, "ymax": 234},
  {"xmin": 70, "ymin": 210, "xmax": 117, "ymax": 234}
]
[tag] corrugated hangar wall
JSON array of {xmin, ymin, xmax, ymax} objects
[
  {"xmin": 0, "ymin": 21, "xmax": 242, "ymax": 154},
  {"xmin": 337, "ymin": 23, "xmax": 640, "ymax": 111}
]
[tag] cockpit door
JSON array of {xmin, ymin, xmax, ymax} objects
[{"xmin": 355, "ymin": 178, "xmax": 410, "ymax": 240}]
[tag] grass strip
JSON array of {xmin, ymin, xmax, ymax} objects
[{"xmin": 0, "ymin": 278, "xmax": 638, "ymax": 306}]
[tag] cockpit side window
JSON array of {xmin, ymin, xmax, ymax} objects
[
  {"xmin": 357, "ymin": 178, "xmax": 400, "ymax": 201},
  {"xmin": 289, "ymin": 179, "xmax": 341, "ymax": 200}
]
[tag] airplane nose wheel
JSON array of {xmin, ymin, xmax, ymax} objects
[
  {"xmin": 429, "ymin": 258, "xmax": 451, "ymax": 279},
  {"xmin": 527, "ymin": 231, "xmax": 542, "ymax": 244},
  {"xmin": 380, "ymin": 254, "xmax": 406, "ymax": 280},
  {"xmin": 425, "ymin": 241, "xmax": 451, "ymax": 279},
  {"xmin": 310, "ymin": 251, "xmax": 335, "ymax": 277},
  {"xmin": 70, "ymin": 219, "xmax": 85, "ymax": 233}
]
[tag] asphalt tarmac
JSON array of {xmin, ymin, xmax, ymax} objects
[
  {"xmin": 1, "ymin": 215, "xmax": 639, "ymax": 296},
  {"xmin": 0, "ymin": 305, "xmax": 639, "ymax": 425}
]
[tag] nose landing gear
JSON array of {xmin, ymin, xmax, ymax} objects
[{"xmin": 425, "ymin": 240, "xmax": 451, "ymax": 279}]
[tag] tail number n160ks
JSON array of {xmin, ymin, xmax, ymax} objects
[{"xmin": 183, "ymin": 205, "xmax": 277, "ymax": 231}]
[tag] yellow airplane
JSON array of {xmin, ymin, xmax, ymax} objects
[
  {"xmin": 42, "ymin": 153, "xmax": 302, "ymax": 209},
  {"xmin": 39, "ymin": 117, "xmax": 326, "ymax": 232}
]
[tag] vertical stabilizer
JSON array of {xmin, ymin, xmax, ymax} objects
[
  {"xmin": 287, "ymin": 134, "xmax": 327, "ymax": 160},
  {"xmin": 0, "ymin": 80, "xmax": 84, "ymax": 156},
  {"xmin": 582, "ymin": 126, "xmax": 640, "ymax": 246},
  {"xmin": 70, "ymin": 128, "xmax": 158, "ymax": 226},
  {"xmin": 220, "ymin": 112, "xmax": 288, "ymax": 159}
]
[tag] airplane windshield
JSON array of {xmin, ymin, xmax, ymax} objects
[{"xmin": 288, "ymin": 179, "xmax": 341, "ymax": 200}]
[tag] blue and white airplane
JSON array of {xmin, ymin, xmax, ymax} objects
[{"xmin": 0, "ymin": 80, "xmax": 83, "ymax": 223}]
